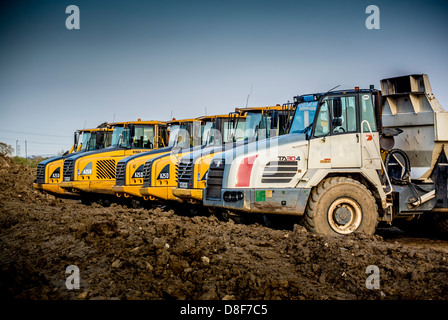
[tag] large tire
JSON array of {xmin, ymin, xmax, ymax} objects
[
  {"xmin": 393, "ymin": 214, "xmax": 435, "ymax": 237},
  {"xmin": 303, "ymin": 177, "xmax": 378, "ymax": 236},
  {"xmin": 433, "ymin": 212, "xmax": 448, "ymax": 237}
]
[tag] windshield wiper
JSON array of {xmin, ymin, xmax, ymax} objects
[{"xmin": 299, "ymin": 124, "xmax": 313, "ymax": 134}]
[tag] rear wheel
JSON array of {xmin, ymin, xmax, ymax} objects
[
  {"xmin": 303, "ymin": 177, "xmax": 378, "ymax": 236},
  {"xmin": 433, "ymin": 212, "xmax": 448, "ymax": 237}
]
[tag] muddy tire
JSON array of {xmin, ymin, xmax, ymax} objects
[
  {"xmin": 303, "ymin": 177, "xmax": 378, "ymax": 236},
  {"xmin": 433, "ymin": 212, "xmax": 448, "ymax": 236},
  {"xmin": 393, "ymin": 214, "xmax": 434, "ymax": 236}
]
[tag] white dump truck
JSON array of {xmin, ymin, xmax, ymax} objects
[{"xmin": 203, "ymin": 74, "xmax": 448, "ymax": 236}]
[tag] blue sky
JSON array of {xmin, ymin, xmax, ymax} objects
[{"xmin": 1, "ymin": 0, "xmax": 447, "ymax": 155}]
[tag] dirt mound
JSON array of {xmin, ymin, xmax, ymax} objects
[
  {"xmin": 1, "ymin": 155, "xmax": 448, "ymax": 300},
  {"xmin": 0, "ymin": 156, "xmax": 39, "ymax": 202}
]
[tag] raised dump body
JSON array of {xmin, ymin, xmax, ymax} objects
[
  {"xmin": 380, "ymin": 74, "xmax": 448, "ymax": 180},
  {"xmin": 380, "ymin": 74, "xmax": 448, "ymax": 220}
]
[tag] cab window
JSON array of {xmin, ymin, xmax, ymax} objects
[
  {"xmin": 332, "ymin": 96, "xmax": 357, "ymax": 134},
  {"xmin": 133, "ymin": 126, "xmax": 155, "ymax": 149},
  {"xmin": 360, "ymin": 94, "xmax": 377, "ymax": 132},
  {"xmin": 313, "ymin": 103, "xmax": 330, "ymax": 137}
]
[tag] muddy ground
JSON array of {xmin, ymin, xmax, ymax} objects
[{"xmin": 1, "ymin": 155, "xmax": 448, "ymax": 300}]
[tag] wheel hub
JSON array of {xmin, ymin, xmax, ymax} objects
[
  {"xmin": 328, "ymin": 197, "xmax": 362, "ymax": 234},
  {"xmin": 334, "ymin": 206, "xmax": 352, "ymax": 225}
]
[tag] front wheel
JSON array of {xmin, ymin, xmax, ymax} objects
[{"xmin": 303, "ymin": 177, "xmax": 378, "ymax": 236}]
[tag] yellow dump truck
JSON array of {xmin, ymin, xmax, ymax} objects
[
  {"xmin": 112, "ymin": 116, "xmax": 213, "ymax": 200},
  {"xmin": 33, "ymin": 125, "xmax": 112, "ymax": 198},
  {"xmin": 170, "ymin": 105, "xmax": 295, "ymax": 203},
  {"xmin": 59, "ymin": 120, "xmax": 169, "ymax": 202},
  {"xmin": 138, "ymin": 112, "xmax": 246, "ymax": 202}
]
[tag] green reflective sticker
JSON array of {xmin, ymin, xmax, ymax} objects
[{"xmin": 256, "ymin": 190, "xmax": 266, "ymax": 202}]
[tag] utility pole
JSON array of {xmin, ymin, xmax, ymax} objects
[{"xmin": 25, "ymin": 140, "xmax": 28, "ymax": 168}]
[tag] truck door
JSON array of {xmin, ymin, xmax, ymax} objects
[
  {"xmin": 329, "ymin": 95, "xmax": 362, "ymax": 168},
  {"xmin": 308, "ymin": 95, "xmax": 362, "ymax": 169}
]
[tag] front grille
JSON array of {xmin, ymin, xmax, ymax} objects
[
  {"xmin": 261, "ymin": 161, "xmax": 298, "ymax": 183},
  {"xmin": 115, "ymin": 162, "xmax": 126, "ymax": 186},
  {"xmin": 96, "ymin": 159, "xmax": 116, "ymax": 180},
  {"xmin": 142, "ymin": 161, "xmax": 153, "ymax": 188},
  {"xmin": 36, "ymin": 164, "xmax": 45, "ymax": 183},
  {"xmin": 176, "ymin": 158, "xmax": 194, "ymax": 188},
  {"xmin": 63, "ymin": 159, "xmax": 75, "ymax": 182},
  {"xmin": 205, "ymin": 159, "xmax": 225, "ymax": 200}
]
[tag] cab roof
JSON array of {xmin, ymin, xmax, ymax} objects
[
  {"xmin": 107, "ymin": 120, "xmax": 167, "ymax": 127},
  {"xmin": 294, "ymin": 88, "xmax": 378, "ymax": 103},
  {"xmin": 77, "ymin": 127, "xmax": 113, "ymax": 133},
  {"xmin": 235, "ymin": 105, "xmax": 284, "ymax": 115},
  {"xmin": 197, "ymin": 113, "xmax": 242, "ymax": 121},
  {"xmin": 167, "ymin": 118, "xmax": 202, "ymax": 125}
]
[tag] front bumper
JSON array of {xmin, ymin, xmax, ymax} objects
[
  {"xmin": 139, "ymin": 186, "xmax": 181, "ymax": 201},
  {"xmin": 60, "ymin": 180, "xmax": 116, "ymax": 195},
  {"xmin": 60, "ymin": 180, "xmax": 88, "ymax": 192},
  {"xmin": 112, "ymin": 185, "xmax": 144, "ymax": 198},
  {"xmin": 203, "ymin": 188, "xmax": 311, "ymax": 215},
  {"xmin": 33, "ymin": 182, "xmax": 80, "ymax": 198},
  {"xmin": 172, "ymin": 187, "xmax": 203, "ymax": 201}
]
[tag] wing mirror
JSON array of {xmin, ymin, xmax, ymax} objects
[
  {"xmin": 129, "ymin": 125, "xmax": 135, "ymax": 146},
  {"xmin": 332, "ymin": 97, "xmax": 342, "ymax": 118}
]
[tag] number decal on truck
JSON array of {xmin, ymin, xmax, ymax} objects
[{"xmin": 278, "ymin": 156, "xmax": 300, "ymax": 161}]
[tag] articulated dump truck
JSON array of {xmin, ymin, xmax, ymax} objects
[
  {"xmin": 172, "ymin": 105, "xmax": 295, "ymax": 203},
  {"xmin": 59, "ymin": 120, "xmax": 169, "ymax": 203},
  {"xmin": 33, "ymin": 124, "xmax": 112, "ymax": 198},
  {"xmin": 203, "ymin": 74, "xmax": 448, "ymax": 236},
  {"xmin": 139, "ymin": 112, "xmax": 247, "ymax": 202},
  {"xmin": 112, "ymin": 116, "xmax": 216, "ymax": 201}
]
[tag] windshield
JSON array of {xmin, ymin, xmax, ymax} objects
[
  {"xmin": 103, "ymin": 131, "xmax": 113, "ymax": 148},
  {"xmin": 206, "ymin": 119, "xmax": 240, "ymax": 146},
  {"xmin": 78, "ymin": 132, "xmax": 95, "ymax": 152},
  {"xmin": 243, "ymin": 112, "xmax": 262, "ymax": 142},
  {"xmin": 289, "ymin": 101, "xmax": 319, "ymax": 137},
  {"xmin": 110, "ymin": 126, "xmax": 128, "ymax": 148},
  {"xmin": 168, "ymin": 125, "xmax": 180, "ymax": 147},
  {"xmin": 170, "ymin": 122, "xmax": 208, "ymax": 149},
  {"xmin": 234, "ymin": 118, "xmax": 245, "ymax": 141},
  {"xmin": 201, "ymin": 122, "xmax": 214, "ymax": 145},
  {"xmin": 175, "ymin": 123, "xmax": 193, "ymax": 149}
]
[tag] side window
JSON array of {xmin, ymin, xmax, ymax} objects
[
  {"xmin": 333, "ymin": 96, "xmax": 357, "ymax": 134},
  {"xmin": 360, "ymin": 94, "xmax": 378, "ymax": 132},
  {"xmin": 314, "ymin": 103, "xmax": 330, "ymax": 137},
  {"xmin": 134, "ymin": 126, "xmax": 155, "ymax": 149}
]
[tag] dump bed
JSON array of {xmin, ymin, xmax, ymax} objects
[{"xmin": 380, "ymin": 74, "xmax": 448, "ymax": 180}]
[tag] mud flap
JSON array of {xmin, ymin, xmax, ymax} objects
[{"xmin": 430, "ymin": 146, "xmax": 448, "ymax": 208}]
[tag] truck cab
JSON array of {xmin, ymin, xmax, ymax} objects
[
  {"xmin": 203, "ymin": 89, "xmax": 384, "ymax": 234},
  {"xmin": 59, "ymin": 120, "xmax": 168, "ymax": 200}
]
